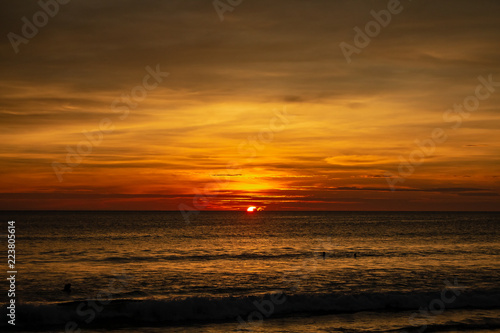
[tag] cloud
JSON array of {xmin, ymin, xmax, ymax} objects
[
  {"xmin": 324, "ymin": 155, "xmax": 391, "ymax": 166},
  {"xmin": 0, "ymin": 0, "xmax": 499, "ymax": 210}
]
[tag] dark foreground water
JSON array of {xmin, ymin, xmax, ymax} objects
[{"xmin": 1, "ymin": 211, "xmax": 499, "ymax": 332}]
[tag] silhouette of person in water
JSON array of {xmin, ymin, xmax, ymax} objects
[
  {"xmin": 63, "ymin": 283, "xmax": 72, "ymax": 294},
  {"xmin": 322, "ymin": 251, "xmax": 326, "ymax": 259},
  {"xmin": 354, "ymin": 252, "xmax": 357, "ymax": 259}
]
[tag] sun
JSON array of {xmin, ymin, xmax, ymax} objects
[{"xmin": 247, "ymin": 206, "xmax": 257, "ymax": 212}]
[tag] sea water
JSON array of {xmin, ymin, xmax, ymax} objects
[{"xmin": 1, "ymin": 211, "xmax": 499, "ymax": 332}]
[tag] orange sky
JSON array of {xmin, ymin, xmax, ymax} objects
[{"xmin": 0, "ymin": 0, "xmax": 499, "ymax": 211}]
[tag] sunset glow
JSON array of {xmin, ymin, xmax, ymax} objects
[
  {"xmin": 0, "ymin": 1, "xmax": 499, "ymax": 211},
  {"xmin": 2, "ymin": 1, "xmax": 500, "ymax": 331}
]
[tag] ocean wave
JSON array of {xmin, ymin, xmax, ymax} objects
[
  {"xmin": 2, "ymin": 289, "xmax": 500, "ymax": 330},
  {"xmin": 398, "ymin": 316, "xmax": 500, "ymax": 332},
  {"xmin": 97, "ymin": 252, "xmax": 321, "ymax": 262},
  {"xmin": 57, "ymin": 250, "xmax": 458, "ymax": 263}
]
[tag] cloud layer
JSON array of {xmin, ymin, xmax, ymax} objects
[{"xmin": 0, "ymin": 0, "xmax": 499, "ymax": 210}]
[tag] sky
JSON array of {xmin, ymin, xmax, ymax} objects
[{"xmin": 0, "ymin": 0, "xmax": 499, "ymax": 211}]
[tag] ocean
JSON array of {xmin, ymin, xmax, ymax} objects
[{"xmin": 1, "ymin": 211, "xmax": 499, "ymax": 332}]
